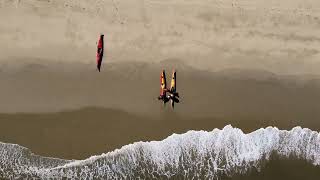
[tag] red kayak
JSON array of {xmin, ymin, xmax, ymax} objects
[{"xmin": 96, "ymin": 34, "xmax": 104, "ymax": 72}]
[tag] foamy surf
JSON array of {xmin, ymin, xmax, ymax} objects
[{"xmin": 1, "ymin": 125, "xmax": 319, "ymax": 179}]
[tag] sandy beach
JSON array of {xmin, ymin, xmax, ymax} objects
[{"xmin": 1, "ymin": 0, "xmax": 320, "ymax": 179}]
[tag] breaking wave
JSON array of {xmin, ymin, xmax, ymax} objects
[{"xmin": 1, "ymin": 125, "xmax": 320, "ymax": 179}]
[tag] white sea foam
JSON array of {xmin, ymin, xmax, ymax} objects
[{"xmin": 1, "ymin": 125, "xmax": 320, "ymax": 179}]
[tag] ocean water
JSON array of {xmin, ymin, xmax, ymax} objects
[{"xmin": 1, "ymin": 125, "xmax": 319, "ymax": 179}]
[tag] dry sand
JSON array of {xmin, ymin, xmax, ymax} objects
[{"xmin": 1, "ymin": 0, "xmax": 320, "ymax": 74}]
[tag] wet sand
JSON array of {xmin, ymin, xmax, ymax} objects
[
  {"xmin": 2, "ymin": 61, "xmax": 320, "ymax": 118},
  {"xmin": 225, "ymin": 156, "xmax": 320, "ymax": 180},
  {"xmin": 1, "ymin": 105, "xmax": 320, "ymax": 160},
  {"xmin": 1, "ymin": 62, "xmax": 320, "ymax": 159}
]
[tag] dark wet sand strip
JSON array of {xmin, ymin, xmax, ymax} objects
[{"xmin": 0, "ymin": 107, "xmax": 319, "ymax": 160}]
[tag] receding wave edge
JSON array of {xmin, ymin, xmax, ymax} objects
[{"xmin": 1, "ymin": 125, "xmax": 319, "ymax": 179}]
